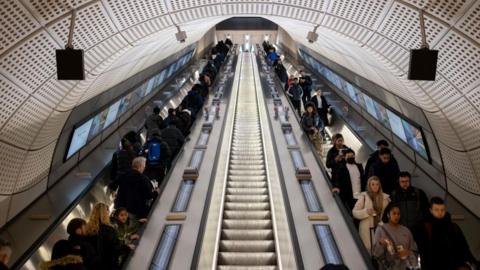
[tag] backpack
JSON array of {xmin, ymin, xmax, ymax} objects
[{"xmin": 147, "ymin": 141, "xmax": 161, "ymax": 166}]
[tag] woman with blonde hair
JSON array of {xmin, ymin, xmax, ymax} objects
[
  {"xmin": 353, "ymin": 176, "xmax": 390, "ymax": 254},
  {"xmin": 86, "ymin": 203, "xmax": 133, "ymax": 270}
]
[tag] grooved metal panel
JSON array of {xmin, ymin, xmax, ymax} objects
[
  {"xmin": 330, "ymin": 0, "xmax": 388, "ymax": 28},
  {"xmin": 276, "ymin": 0, "xmax": 327, "ymax": 11},
  {"xmin": 439, "ymin": 143, "xmax": 479, "ymax": 194},
  {"xmin": 0, "ymin": 97, "xmax": 51, "ymax": 149},
  {"xmin": 403, "ymin": 0, "xmax": 472, "ymax": 25},
  {"xmin": 171, "ymin": 0, "xmax": 219, "ymax": 11},
  {"xmin": 0, "ymin": 142, "xmax": 25, "ymax": 194},
  {"xmin": 435, "ymin": 31, "xmax": 480, "ymax": 93},
  {"xmin": 378, "ymin": 2, "xmax": 447, "ymax": 49},
  {"xmin": 0, "ymin": 0, "xmax": 40, "ymax": 54},
  {"xmin": 104, "ymin": 0, "xmax": 168, "ymax": 30},
  {"xmin": 15, "ymin": 142, "xmax": 55, "ymax": 192},
  {"xmin": 33, "ymin": 77, "xmax": 76, "ymax": 109},
  {"xmin": 417, "ymin": 75, "xmax": 462, "ymax": 108},
  {"xmin": 0, "ymin": 75, "xmax": 29, "ymax": 127},
  {"xmin": 322, "ymin": 15, "xmax": 373, "ymax": 44},
  {"xmin": 121, "ymin": 16, "xmax": 172, "ymax": 44},
  {"xmin": 443, "ymin": 97, "xmax": 480, "ymax": 149},
  {"xmin": 366, "ymin": 33, "xmax": 410, "ymax": 71},
  {"xmin": 25, "ymin": 0, "xmax": 92, "ymax": 24},
  {"xmin": 48, "ymin": 2, "xmax": 117, "ymax": 50},
  {"xmin": 456, "ymin": 0, "xmax": 480, "ymax": 43},
  {"xmin": 423, "ymin": 111, "xmax": 464, "ymax": 150},
  {"xmin": 32, "ymin": 110, "xmax": 70, "ymax": 149},
  {"xmin": 0, "ymin": 31, "xmax": 58, "ymax": 92}
]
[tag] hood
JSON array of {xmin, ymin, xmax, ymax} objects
[{"xmin": 39, "ymin": 255, "xmax": 83, "ymax": 270}]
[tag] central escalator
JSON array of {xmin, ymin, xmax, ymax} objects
[{"xmin": 217, "ymin": 52, "xmax": 277, "ymax": 269}]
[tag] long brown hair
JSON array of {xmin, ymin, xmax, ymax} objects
[
  {"xmin": 85, "ymin": 202, "xmax": 112, "ymax": 235},
  {"xmin": 366, "ymin": 176, "xmax": 385, "ymax": 222}
]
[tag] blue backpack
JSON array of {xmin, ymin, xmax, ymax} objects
[{"xmin": 147, "ymin": 141, "xmax": 161, "ymax": 166}]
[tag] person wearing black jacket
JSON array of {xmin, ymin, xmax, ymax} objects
[
  {"xmin": 413, "ymin": 197, "xmax": 478, "ymax": 270},
  {"xmin": 85, "ymin": 203, "xmax": 133, "ymax": 270},
  {"xmin": 110, "ymin": 157, "xmax": 159, "ymax": 219},
  {"xmin": 143, "ymin": 130, "xmax": 172, "ymax": 182},
  {"xmin": 310, "ymin": 87, "xmax": 329, "ymax": 127},
  {"xmin": 390, "ymin": 171, "xmax": 429, "ymax": 230},
  {"xmin": 40, "ymin": 240, "xmax": 86, "ymax": 270},
  {"xmin": 331, "ymin": 149, "xmax": 365, "ymax": 210},
  {"xmin": 299, "ymin": 71, "xmax": 312, "ymax": 109},
  {"xmin": 66, "ymin": 218, "xmax": 98, "ymax": 270},
  {"xmin": 367, "ymin": 148, "xmax": 400, "ymax": 195},
  {"xmin": 326, "ymin": 133, "xmax": 348, "ymax": 180},
  {"xmin": 110, "ymin": 138, "xmax": 136, "ymax": 183},
  {"xmin": 160, "ymin": 120, "xmax": 185, "ymax": 160},
  {"xmin": 274, "ymin": 60, "xmax": 288, "ymax": 83},
  {"xmin": 364, "ymin": 139, "xmax": 399, "ymax": 177},
  {"xmin": 287, "ymin": 78, "xmax": 303, "ymax": 116}
]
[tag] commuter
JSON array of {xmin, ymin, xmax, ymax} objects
[
  {"xmin": 193, "ymin": 82, "xmax": 209, "ymax": 99},
  {"xmin": 287, "ymin": 78, "xmax": 303, "ymax": 116},
  {"xmin": 352, "ymin": 176, "xmax": 390, "ymax": 254},
  {"xmin": 66, "ymin": 218, "xmax": 98, "ymax": 270},
  {"xmin": 365, "ymin": 140, "xmax": 399, "ymax": 178},
  {"xmin": 85, "ymin": 203, "xmax": 132, "ymax": 270},
  {"xmin": 225, "ymin": 38, "xmax": 233, "ymax": 47},
  {"xmin": 413, "ymin": 197, "xmax": 478, "ymax": 270},
  {"xmin": 163, "ymin": 108, "xmax": 178, "ymax": 128},
  {"xmin": 144, "ymin": 129, "xmax": 171, "ymax": 182},
  {"xmin": 326, "ymin": 133, "xmax": 348, "ymax": 179},
  {"xmin": 176, "ymin": 105, "xmax": 193, "ymax": 136},
  {"xmin": 40, "ymin": 240, "xmax": 86, "ymax": 270},
  {"xmin": 390, "ymin": 172, "xmax": 429, "ymax": 230},
  {"xmin": 183, "ymin": 87, "xmax": 204, "ymax": 116},
  {"xmin": 373, "ymin": 203, "xmax": 418, "ymax": 270},
  {"xmin": 299, "ymin": 71, "xmax": 312, "ymax": 109},
  {"xmin": 160, "ymin": 120, "xmax": 185, "ymax": 159},
  {"xmin": 285, "ymin": 74, "xmax": 295, "ymax": 92},
  {"xmin": 266, "ymin": 48, "xmax": 279, "ymax": 64},
  {"xmin": 331, "ymin": 148, "xmax": 365, "ymax": 210},
  {"xmin": 145, "ymin": 106, "xmax": 164, "ymax": 137},
  {"xmin": 123, "ymin": 131, "xmax": 143, "ymax": 155},
  {"xmin": 300, "ymin": 102, "xmax": 319, "ymax": 135},
  {"xmin": 310, "ymin": 87, "xmax": 329, "ymax": 128},
  {"xmin": 111, "ymin": 157, "xmax": 159, "ymax": 219},
  {"xmin": 368, "ymin": 148, "xmax": 400, "ymax": 195},
  {"xmin": 0, "ymin": 238, "xmax": 11, "ymax": 270},
  {"xmin": 274, "ymin": 60, "xmax": 288, "ymax": 83},
  {"xmin": 110, "ymin": 138, "xmax": 136, "ymax": 183},
  {"xmin": 110, "ymin": 208, "xmax": 141, "ymax": 246}
]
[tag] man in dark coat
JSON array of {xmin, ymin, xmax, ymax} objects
[
  {"xmin": 367, "ymin": 147, "xmax": 400, "ymax": 194},
  {"xmin": 331, "ymin": 148, "xmax": 365, "ymax": 210},
  {"xmin": 66, "ymin": 218, "xmax": 99, "ymax": 270},
  {"xmin": 326, "ymin": 133, "xmax": 348, "ymax": 180},
  {"xmin": 110, "ymin": 157, "xmax": 159, "ymax": 219},
  {"xmin": 299, "ymin": 71, "xmax": 313, "ymax": 109},
  {"xmin": 390, "ymin": 171, "xmax": 429, "ymax": 230},
  {"xmin": 160, "ymin": 120, "xmax": 185, "ymax": 160},
  {"xmin": 145, "ymin": 106, "xmax": 164, "ymax": 137},
  {"xmin": 364, "ymin": 139, "xmax": 399, "ymax": 176},
  {"xmin": 414, "ymin": 197, "xmax": 478, "ymax": 270},
  {"xmin": 274, "ymin": 60, "xmax": 288, "ymax": 83},
  {"xmin": 310, "ymin": 87, "xmax": 329, "ymax": 127},
  {"xmin": 287, "ymin": 78, "xmax": 303, "ymax": 116},
  {"xmin": 110, "ymin": 138, "xmax": 136, "ymax": 183},
  {"xmin": 143, "ymin": 130, "xmax": 171, "ymax": 182}
]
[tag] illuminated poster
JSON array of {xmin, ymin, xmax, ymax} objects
[
  {"xmin": 363, "ymin": 95, "xmax": 377, "ymax": 119},
  {"xmin": 374, "ymin": 102, "xmax": 390, "ymax": 127},
  {"xmin": 346, "ymin": 82, "xmax": 358, "ymax": 103},
  {"xmin": 144, "ymin": 77, "xmax": 156, "ymax": 96},
  {"xmin": 87, "ymin": 109, "xmax": 108, "ymax": 141},
  {"xmin": 67, "ymin": 119, "xmax": 93, "ymax": 158},
  {"xmin": 104, "ymin": 100, "xmax": 121, "ymax": 128},
  {"xmin": 155, "ymin": 70, "xmax": 167, "ymax": 88},
  {"xmin": 402, "ymin": 120, "xmax": 427, "ymax": 157},
  {"xmin": 387, "ymin": 110, "xmax": 407, "ymax": 142},
  {"xmin": 118, "ymin": 93, "xmax": 133, "ymax": 115}
]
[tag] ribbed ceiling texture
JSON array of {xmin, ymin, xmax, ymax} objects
[{"xmin": 0, "ymin": 0, "xmax": 479, "ymax": 217}]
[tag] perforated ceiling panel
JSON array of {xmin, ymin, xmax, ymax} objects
[{"xmin": 1, "ymin": 0, "xmax": 480, "ymax": 223}]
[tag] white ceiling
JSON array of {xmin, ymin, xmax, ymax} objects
[{"xmin": 0, "ymin": 0, "xmax": 479, "ymax": 214}]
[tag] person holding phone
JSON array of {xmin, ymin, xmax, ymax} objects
[
  {"xmin": 326, "ymin": 133, "xmax": 348, "ymax": 180},
  {"xmin": 373, "ymin": 203, "xmax": 418, "ymax": 270}
]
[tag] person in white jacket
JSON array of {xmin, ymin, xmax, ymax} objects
[{"xmin": 353, "ymin": 176, "xmax": 390, "ymax": 254}]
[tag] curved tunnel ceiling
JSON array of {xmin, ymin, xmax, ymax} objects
[{"xmin": 0, "ymin": 1, "xmax": 479, "ymax": 214}]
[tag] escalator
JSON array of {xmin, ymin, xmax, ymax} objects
[{"xmin": 217, "ymin": 52, "xmax": 277, "ymax": 269}]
